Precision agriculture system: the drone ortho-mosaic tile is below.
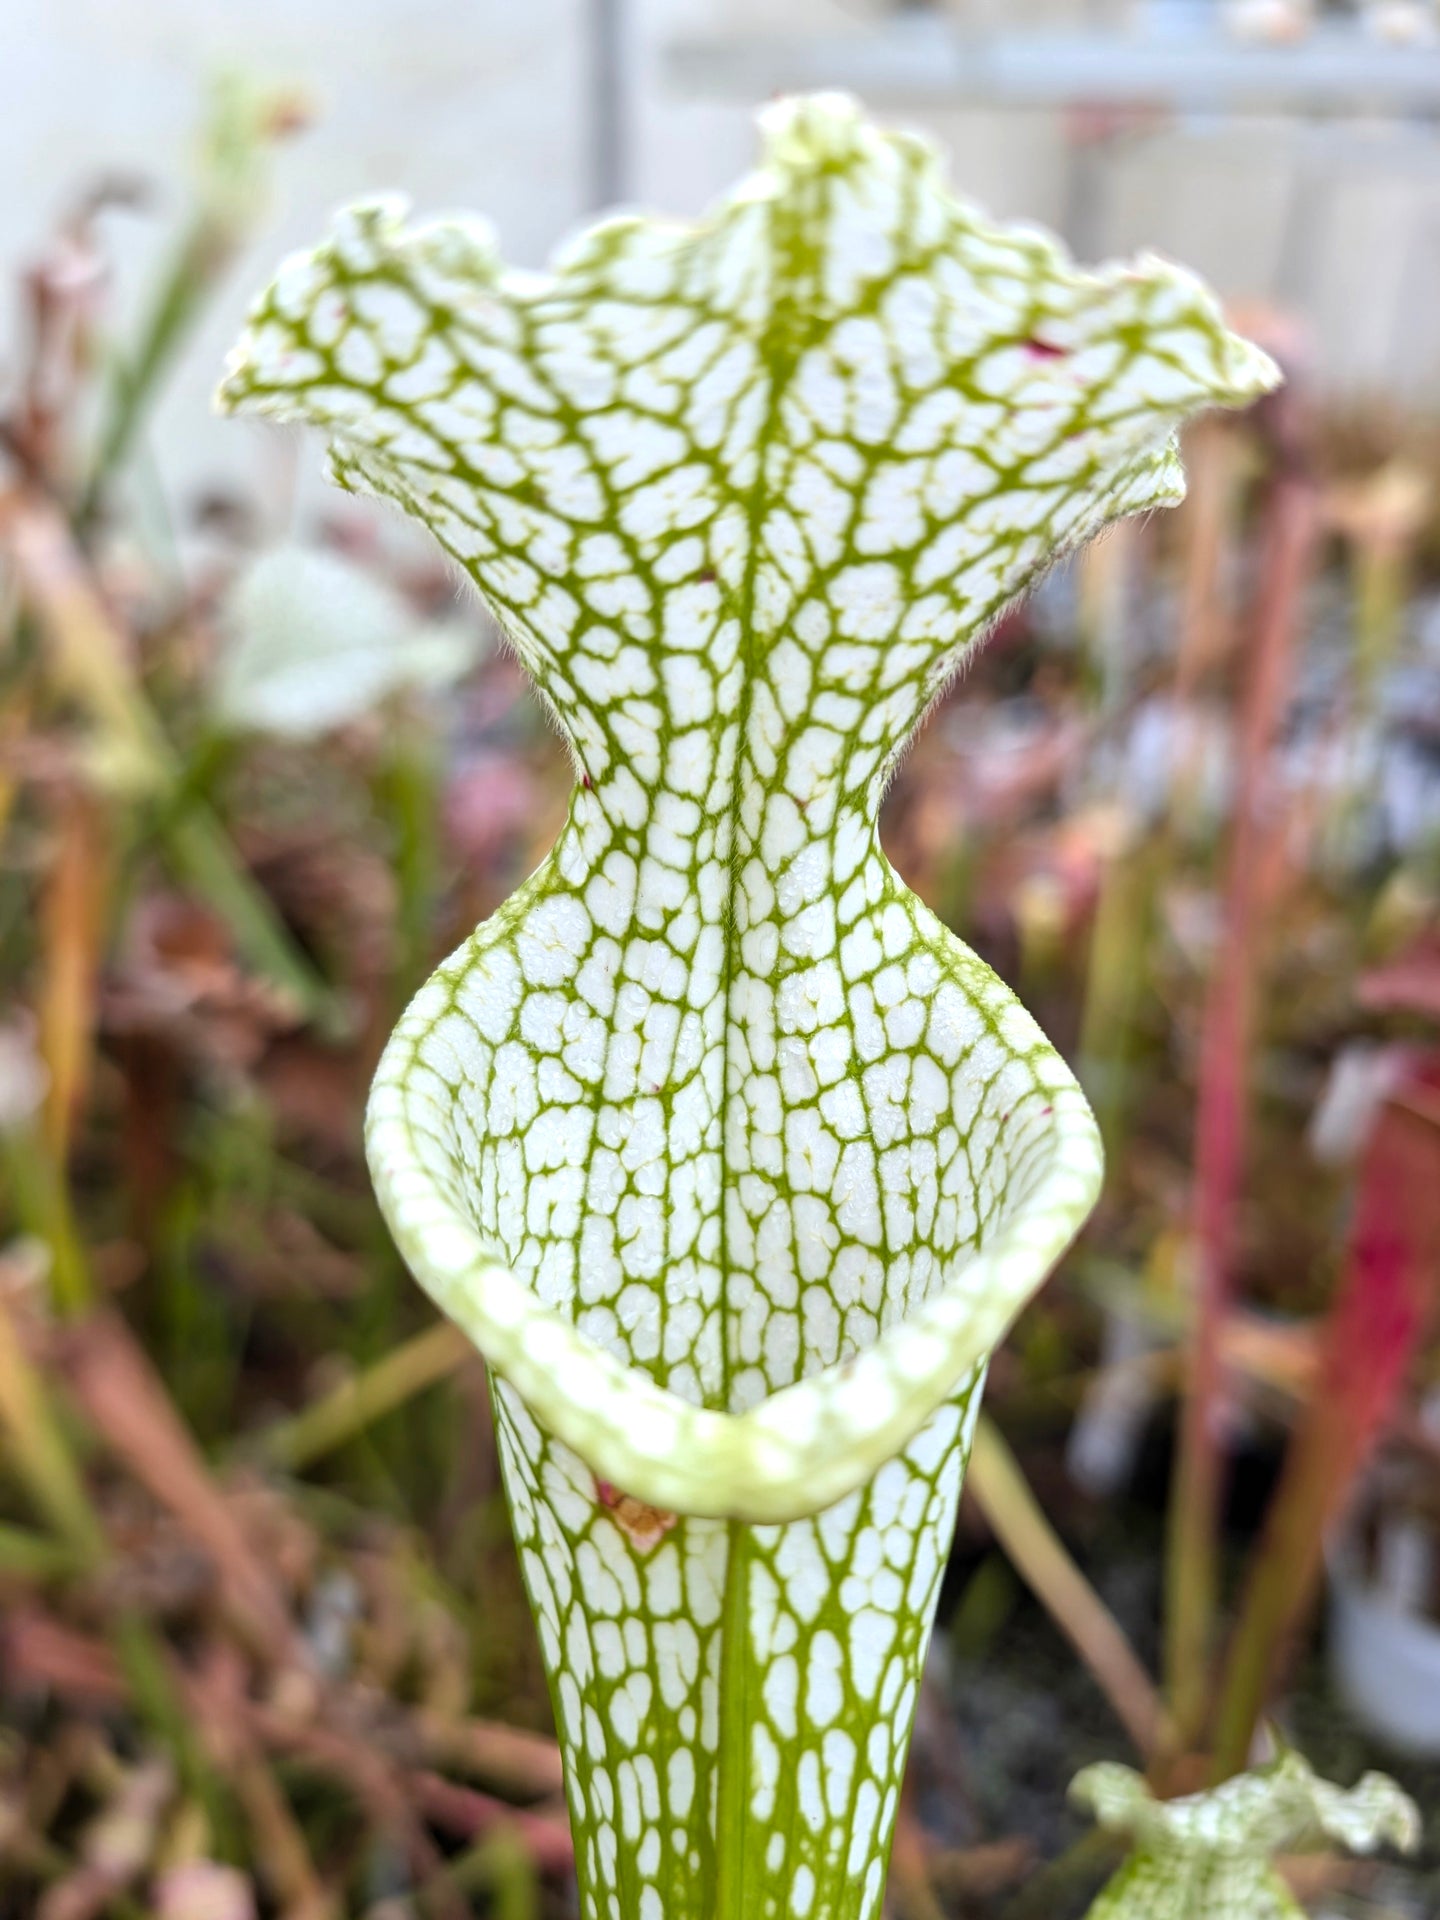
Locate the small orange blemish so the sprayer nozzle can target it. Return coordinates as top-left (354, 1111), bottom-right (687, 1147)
top-left (596, 1480), bottom-right (679, 1552)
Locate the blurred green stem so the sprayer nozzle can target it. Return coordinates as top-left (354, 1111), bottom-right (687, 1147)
top-left (78, 76), bottom-right (308, 528)
top-left (997, 1829), bottom-right (1120, 1920)
top-left (82, 225), bottom-right (229, 524)
top-left (434, 1828), bottom-right (539, 1920)
top-left (1, 1125), bottom-right (93, 1315)
top-left (970, 1415), bottom-right (1172, 1759)
top-left (163, 803), bottom-right (348, 1036)
top-left (0, 1520), bottom-right (83, 1578)
top-left (258, 1318), bottom-right (472, 1472)
top-left (0, 1290), bottom-right (105, 1558)
top-left (1077, 828), bottom-right (1154, 1154)
top-left (110, 1606), bottom-right (238, 1849)
top-left (378, 708), bottom-right (442, 1009)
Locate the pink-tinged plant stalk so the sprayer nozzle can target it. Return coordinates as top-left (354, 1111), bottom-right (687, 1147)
top-left (1167, 403), bottom-right (1322, 1745)
top-left (1211, 1055), bottom-right (1440, 1776)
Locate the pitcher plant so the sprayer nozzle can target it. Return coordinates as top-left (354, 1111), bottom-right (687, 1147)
top-left (220, 94), bottom-right (1279, 1920)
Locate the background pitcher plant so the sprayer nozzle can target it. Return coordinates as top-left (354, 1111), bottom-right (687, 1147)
top-left (219, 95), bottom-right (1279, 1920)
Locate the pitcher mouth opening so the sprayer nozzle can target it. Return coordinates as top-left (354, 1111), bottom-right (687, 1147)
top-left (365, 949), bottom-right (1103, 1527)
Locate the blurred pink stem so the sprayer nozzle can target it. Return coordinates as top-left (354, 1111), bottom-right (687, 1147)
top-left (1165, 462), bottom-right (1320, 1750)
top-left (1211, 1086), bottom-right (1440, 1778)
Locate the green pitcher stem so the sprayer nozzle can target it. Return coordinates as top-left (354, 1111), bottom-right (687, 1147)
top-left (496, 1371), bottom-right (982, 1920)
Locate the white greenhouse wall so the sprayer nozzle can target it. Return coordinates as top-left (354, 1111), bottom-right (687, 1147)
top-left (0, 0), bottom-right (1435, 515)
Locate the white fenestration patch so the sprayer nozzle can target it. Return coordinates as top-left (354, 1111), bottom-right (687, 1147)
top-left (222, 91), bottom-right (1278, 1920)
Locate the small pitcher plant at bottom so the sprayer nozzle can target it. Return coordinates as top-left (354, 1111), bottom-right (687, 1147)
top-left (221, 92), bottom-right (1286, 1920)
top-left (1072, 1750), bottom-right (1420, 1920)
